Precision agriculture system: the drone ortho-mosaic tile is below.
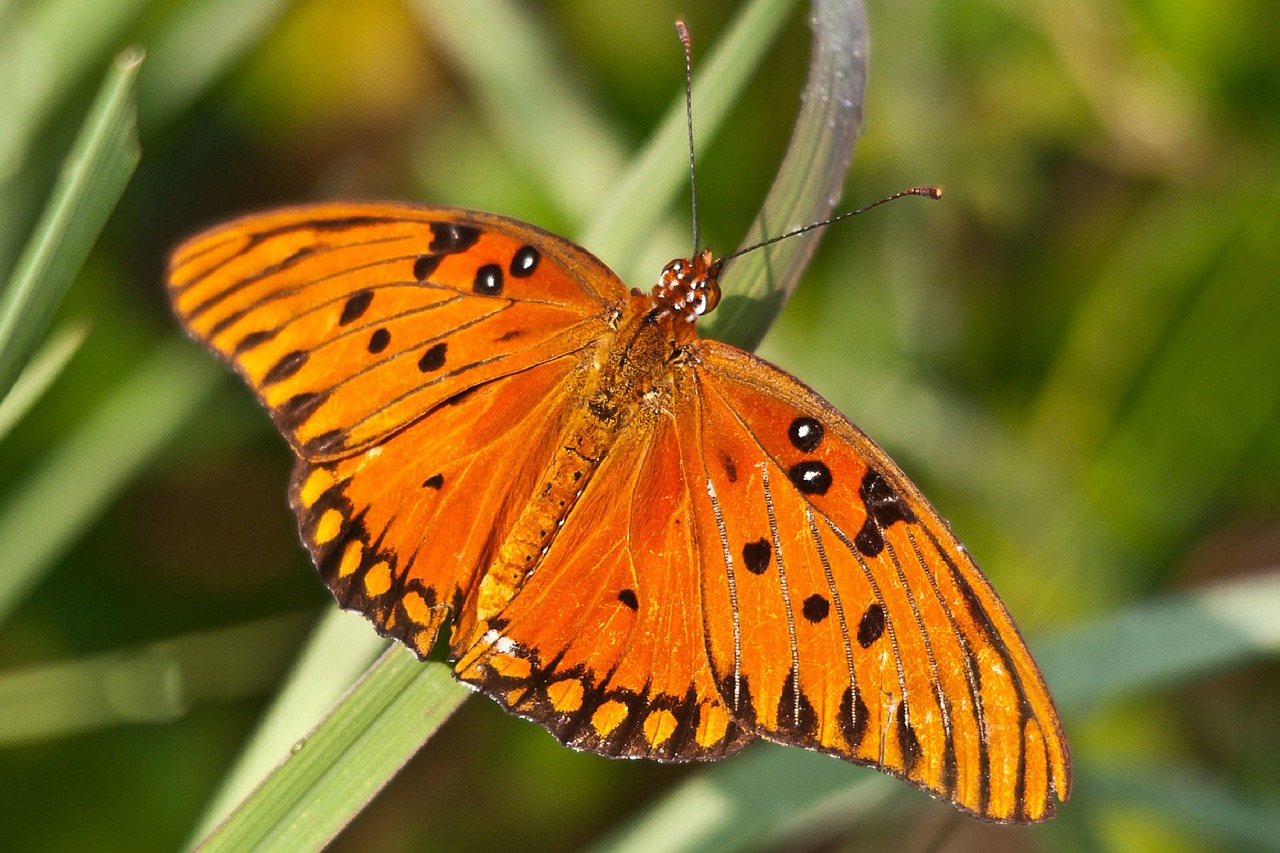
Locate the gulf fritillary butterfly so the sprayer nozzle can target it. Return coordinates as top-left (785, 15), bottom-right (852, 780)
top-left (167, 198), bottom-right (1069, 822)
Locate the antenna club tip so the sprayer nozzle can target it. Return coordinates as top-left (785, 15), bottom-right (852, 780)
top-left (912, 185), bottom-right (943, 200)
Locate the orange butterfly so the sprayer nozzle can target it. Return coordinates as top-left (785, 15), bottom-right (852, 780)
top-left (167, 201), bottom-right (1069, 822)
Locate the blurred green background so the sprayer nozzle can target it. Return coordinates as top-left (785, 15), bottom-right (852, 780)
top-left (1, 0), bottom-right (1278, 850)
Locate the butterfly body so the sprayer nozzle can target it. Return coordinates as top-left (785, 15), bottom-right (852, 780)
top-left (168, 202), bottom-right (1069, 822)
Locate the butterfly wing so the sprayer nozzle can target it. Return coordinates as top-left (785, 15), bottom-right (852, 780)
top-left (168, 203), bottom-right (623, 459)
top-left (452, 402), bottom-right (754, 761)
top-left (291, 353), bottom-right (591, 657)
top-left (679, 341), bottom-right (1070, 823)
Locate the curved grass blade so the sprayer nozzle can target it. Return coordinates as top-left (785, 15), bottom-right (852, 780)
top-left (0, 612), bottom-right (312, 746)
top-left (705, 0), bottom-right (868, 349)
top-left (196, 648), bottom-right (468, 853)
top-left (0, 49), bottom-right (142, 400)
top-left (0, 323), bottom-right (88, 443)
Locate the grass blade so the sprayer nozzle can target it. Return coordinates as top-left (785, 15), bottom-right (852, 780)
top-left (0, 612), bottom-right (312, 746)
top-left (0, 48), bottom-right (143, 400)
top-left (196, 648), bottom-right (469, 853)
top-left (0, 323), bottom-right (88, 443)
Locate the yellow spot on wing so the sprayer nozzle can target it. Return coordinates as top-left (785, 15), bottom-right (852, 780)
top-left (488, 653), bottom-right (532, 679)
top-left (547, 678), bottom-right (585, 713)
top-left (363, 560), bottom-right (392, 596)
top-left (591, 700), bottom-right (629, 737)
top-left (696, 703), bottom-right (730, 749)
top-left (315, 509), bottom-right (343, 544)
top-left (338, 539), bottom-right (363, 578)
top-left (298, 468), bottom-right (334, 507)
top-left (401, 590), bottom-right (433, 625)
top-left (643, 708), bottom-right (678, 747)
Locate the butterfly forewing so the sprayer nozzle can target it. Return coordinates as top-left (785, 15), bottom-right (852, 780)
top-left (682, 341), bottom-right (1070, 822)
top-left (168, 203), bottom-right (624, 459)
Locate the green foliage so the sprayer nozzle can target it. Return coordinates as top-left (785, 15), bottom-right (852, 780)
top-left (0, 0), bottom-right (1277, 851)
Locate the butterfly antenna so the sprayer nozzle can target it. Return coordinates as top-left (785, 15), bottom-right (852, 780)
top-left (723, 185), bottom-right (944, 262)
top-left (676, 20), bottom-right (700, 254)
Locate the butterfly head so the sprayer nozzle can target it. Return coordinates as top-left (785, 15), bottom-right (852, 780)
top-left (654, 247), bottom-right (722, 324)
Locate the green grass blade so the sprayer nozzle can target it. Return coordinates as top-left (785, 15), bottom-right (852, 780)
top-left (0, 323), bottom-right (88, 443)
top-left (183, 609), bottom-right (388, 847)
top-left (0, 612), bottom-right (312, 746)
top-left (196, 648), bottom-right (469, 853)
top-left (410, 0), bottom-right (629, 229)
top-left (0, 48), bottom-right (142, 400)
top-left (703, 0), bottom-right (868, 350)
top-left (0, 336), bottom-right (220, 626)
top-left (586, 745), bottom-right (896, 853)
top-left (1038, 569), bottom-right (1280, 711)
top-left (582, 0), bottom-right (802, 274)
top-left (0, 0), bottom-right (151, 179)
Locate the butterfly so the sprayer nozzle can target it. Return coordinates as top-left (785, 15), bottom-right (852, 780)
top-left (167, 201), bottom-right (1070, 823)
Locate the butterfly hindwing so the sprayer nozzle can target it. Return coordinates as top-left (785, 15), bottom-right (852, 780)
top-left (452, 405), bottom-right (753, 761)
top-left (168, 203), bottom-right (624, 459)
top-left (680, 341), bottom-right (1070, 822)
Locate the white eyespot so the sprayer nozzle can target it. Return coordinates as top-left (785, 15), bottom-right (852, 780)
top-left (494, 635), bottom-right (517, 655)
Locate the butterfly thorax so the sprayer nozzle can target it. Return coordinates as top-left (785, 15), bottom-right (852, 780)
top-left (468, 277), bottom-right (708, 632)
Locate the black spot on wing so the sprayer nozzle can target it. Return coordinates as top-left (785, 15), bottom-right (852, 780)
top-left (339, 290), bottom-right (373, 325)
top-left (840, 685), bottom-right (870, 751)
top-left (429, 222), bottom-right (481, 254)
top-left (854, 469), bottom-right (916, 556)
top-left (474, 264), bottom-right (503, 295)
top-left (788, 417), bottom-right (824, 452)
top-left (418, 342), bottom-right (447, 372)
top-left (276, 391), bottom-right (330, 432)
top-left (509, 245), bottom-right (540, 278)
top-left (742, 538), bottom-right (770, 574)
top-left (801, 594), bottom-right (830, 624)
top-left (617, 589), bottom-right (639, 610)
top-left (776, 669), bottom-right (817, 738)
top-left (896, 701), bottom-right (921, 775)
top-left (857, 602), bottom-right (886, 649)
top-left (422, 473), bottom-right (444, 489)
top-left (413, 254), bottom-right (442, 280)
top-left (368, 328), bottom-right (391, 354)
top-left (263, 350), bottom-right (308, 385)
top-left (234, 329), bottom-right (277, 354)
top-left (302, 429), bottom-right (347, 457)
top-left (788, 461), bottom-right (832, 496)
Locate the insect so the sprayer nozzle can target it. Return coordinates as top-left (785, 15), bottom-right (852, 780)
top-left (166, 25), bottom-right (1068, 826)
